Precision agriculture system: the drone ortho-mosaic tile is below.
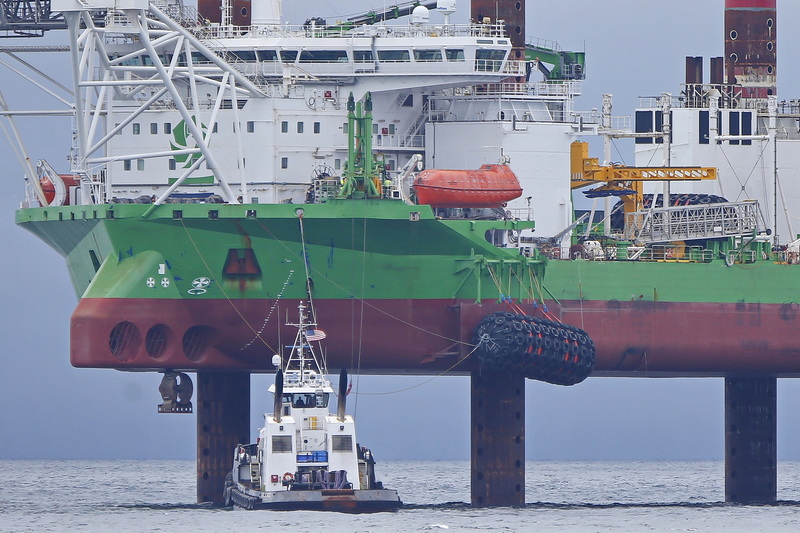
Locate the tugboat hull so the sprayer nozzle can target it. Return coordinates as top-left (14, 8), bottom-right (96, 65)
top-left (227, 481), bottom-right (402, 512)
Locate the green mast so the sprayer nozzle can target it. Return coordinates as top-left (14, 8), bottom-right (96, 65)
top-left (338, 92), bottom-right (383, 199)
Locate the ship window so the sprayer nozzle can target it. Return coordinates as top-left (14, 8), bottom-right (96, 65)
top-left (247, 121), bottom-right (255, 133)
top-left (137, 159), bottom-right (145, 171)
top-left (169, 158), bottom-right (176, 170)
top-left (414, 49), bottom-right (442, 62)
top-left (258, 50), bottom-right (278, 61)
top-left (272, 435), bottom-right (292, 453)
top-left (191, 51), bottom-right (213, 64)
top-left (313, 122), bottom-right (320, 134)
top-left (389, 124), bottom-right (395, 134)
top-left (299, 50), bottom-right (348, 62)
top-left (445, 49), bottom-right (465, 61)
top-left (212, 122), bottom-right (218, 133)
top-left (164, 122), bottom-right (172, 134)
top-left (354, 50), bottom-right (373, 63)
top-left (229, 50), bottom-right (257, 62)
top-left (150, 123), bottom-right (158, 134)
top-left (132, 123), bottom-right (141, 135)
top-left (280, 50), bottom-right (298, 62)
top-left (332, 435), bottom-right (353, 452)
top-left (297, 122), bottom-right (304, 133)
top-left (342, 123), bottom-right (348, 134)
top-left (281, 121), bottom-right (288, 133)
top-left (401, 94), bottom-right (413, 107)
top-left (281, 157), bottom-right (288, 169)
top-left (373, 123), bottom-right (379, 134)
top-left (335, 158), bottom-right (341, 169)
top-left (123, 160), bottom-right (131, 171)
top-left (475, 49), bottom-right (506, 71)
top-left (377, 49), bottom-right (411, 62)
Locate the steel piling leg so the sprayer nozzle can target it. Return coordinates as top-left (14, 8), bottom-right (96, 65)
top-left (724, 376), bottom-right (777, 503)
top-left (196, 371), bottom-right (250, 504)
top-left (471, 369), bottom-right (525, 506)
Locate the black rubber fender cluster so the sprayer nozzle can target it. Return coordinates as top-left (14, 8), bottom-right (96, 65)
top-left (473, 312), bottom-right (595, 386)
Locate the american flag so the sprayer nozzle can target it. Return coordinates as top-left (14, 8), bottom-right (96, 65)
top-left (306, 329), bottom-right (327, 341)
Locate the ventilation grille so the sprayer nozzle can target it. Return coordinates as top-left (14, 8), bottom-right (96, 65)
top-left (272, 435), bottom-right (292, 453)
top-left (332, 435), bottom-right (353, 452)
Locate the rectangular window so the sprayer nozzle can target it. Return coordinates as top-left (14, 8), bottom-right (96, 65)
top-left (335, 158), bottom-right (341, 170)
top-left (280, 50), bottom-right (298, 62)
top-left (389, 124), bottom-right (396, 134)
top-left (414, 49), bottom-right (442, 62)
top-left (475, 49), bottom-right (506, 72)
top-left (163, 123), bottom-right (172, 135)
top-left (299, 50), bottom-right (349, 63)
top-left (132, 123), bottom-right (141, 135)
top-left (741, 111), bottom-right (752, 146)
top-left (372, 123), bottom-right (379, 134)
top-left (137, 159), bottom-right (145, 171)
top-left (258, 50), bottom-right (278, 61)
top-left (445, 49), bottom-right (465, 61)
top-left (115, 123), bottom-right (122, 135)
top-left (377, 50), bottom-right (411, 62)
top-left (247, 121), bottom-right (255, 133)
top-left (123, 160), bottom-right (131, 171)
top-left (729, 111), bottom-right (741, 146)
top-left (150, 123), bottom-right (158, 134)
top-left (281, 157), bottom-right (288, 169)
top-left (342, 123), bottom-right (348, 134)
top-left (229, 50), bottom-right (257, 62)
top-left (212, 122), bottom-right (219, 133)
top-left (169, 158), bottom-right (176, 170)
top-left (297, 122), bottom-right (304, 134)
top-left (313, 122), bottom-right (320, 134)
top-left (354, 50), bottom-right (373, 63)
top-left (281, 121), bottom-right (288, 133)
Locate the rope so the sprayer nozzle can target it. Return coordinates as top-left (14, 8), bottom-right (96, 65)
top-left (240, 269), bottom-right (294, 350)
top-left (179, 219), bottom-right (277, 353)
top-left (350, 342), bottom-right (482, 396)
top-left (253, 217), bottom-right (476, 346)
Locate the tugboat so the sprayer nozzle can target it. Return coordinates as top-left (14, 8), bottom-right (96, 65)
top-left (223, 303), bottom-right (401, 512)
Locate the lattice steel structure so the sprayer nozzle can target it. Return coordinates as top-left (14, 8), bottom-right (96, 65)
top-left (626, 200), bottom-right (765, 243)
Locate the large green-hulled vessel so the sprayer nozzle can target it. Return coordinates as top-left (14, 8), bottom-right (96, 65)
top-left (11, 0), bottom-right (800, 378)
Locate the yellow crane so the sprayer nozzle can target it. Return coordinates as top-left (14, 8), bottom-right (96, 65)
top-left (569, 141), bottom-right (717, 216)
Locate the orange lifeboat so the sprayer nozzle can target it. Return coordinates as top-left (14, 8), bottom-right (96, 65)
top-left (40, 173), bottom-right (79, 206)
top-left (413, 164), bottom-right (522, 208)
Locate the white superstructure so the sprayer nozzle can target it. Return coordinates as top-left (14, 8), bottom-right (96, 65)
top-left (29, 0), bottom-right (597, 238)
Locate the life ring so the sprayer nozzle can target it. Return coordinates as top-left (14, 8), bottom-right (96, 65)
top-left (282, 472), bottom-right (294, 483)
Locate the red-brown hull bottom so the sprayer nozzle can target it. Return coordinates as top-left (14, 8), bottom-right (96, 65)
top-left (71, 297), bottom-right (800, 376)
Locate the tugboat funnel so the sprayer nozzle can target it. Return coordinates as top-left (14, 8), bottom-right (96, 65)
top-left (337, 368), bottom-right (348, 422)
top-left (273, 369), bottom-right (284, 423)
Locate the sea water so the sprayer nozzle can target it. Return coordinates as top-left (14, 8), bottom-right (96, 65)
top-left (1, 460), bottom-right (800, 532)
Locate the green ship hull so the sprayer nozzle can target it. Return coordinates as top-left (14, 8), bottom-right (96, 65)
top-left (16, 198), bottom-right (800, 377)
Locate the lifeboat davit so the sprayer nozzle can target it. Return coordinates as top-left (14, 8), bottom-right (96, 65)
top-left (413, 164), bottom-right (522, 208)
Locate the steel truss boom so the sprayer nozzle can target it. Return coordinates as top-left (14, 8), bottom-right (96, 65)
top-left (59, 1), bottom-right (265, 205)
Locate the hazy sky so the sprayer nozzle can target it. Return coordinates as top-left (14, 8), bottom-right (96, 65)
top-left (2, 0), bottom-right (800, 467)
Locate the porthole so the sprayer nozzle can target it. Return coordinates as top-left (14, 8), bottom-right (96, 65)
top-left (767, 42), bottom-right (774, 52)
top-left (145, 324), bottom-right (171, 359)
top-left (730, 53), bottom-right (739, 63)
top-left (109, 321), bottom-right (141, 362)
top-left (730, 29), bottom-right (738, 40)
top-left (182, 325), bottom-right (217, 361)
top-left (767, 18), bottom-right (774, 28)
